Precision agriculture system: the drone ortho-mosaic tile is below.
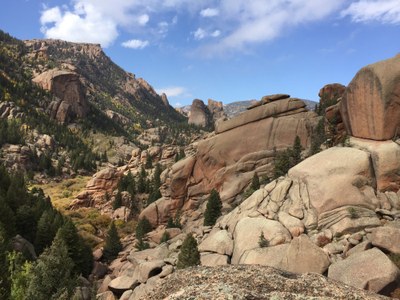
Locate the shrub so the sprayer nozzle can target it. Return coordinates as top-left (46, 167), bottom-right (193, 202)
top-left (160, 231), bottom-right (170, 243)
top-left (177, 233), bottom-right (200, 269)
top-left (203, 189), bottom-right (222, 226)
top-left (258, 232), bottom-right (269, 248)
top-left (347, 207), bottom-right (358, 219)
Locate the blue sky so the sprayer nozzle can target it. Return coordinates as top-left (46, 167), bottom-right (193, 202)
top-left (1, 0), bottom-right (399, 107)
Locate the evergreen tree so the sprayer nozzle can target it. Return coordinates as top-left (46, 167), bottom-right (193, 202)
top-left (292, 135), bottom-right (302, 166)
top-left (153, 163), bottom-right (162, 189)
top-left (176, 233), bottom-right (200, 269)
top-left (135, 217), bottom-right (152, 241)
top-left (103, 222), bottom-right (122, 262)
top-left (113, 190), bottom-right (122, 210)
top-left (35, 210), bottom-right (57, 254)
top-left (26, 233), bottom-right (76, 300)
top-left (0, 224), bottom-right (10, 299)
top-left (203, 189), bottom-right (222, 226)
top-left (15, 205), bottom-right (36, 243)
top-left (251, 173), bottom-right (260, 191)
top-left (273, 150), bottom-right (290, 179)
top-left (0, 195), bottom-right (16, 239)
top-left (57, 221), bottom-right (93, 277)
top-left (145, 155), bottom-right (153, 169)
top-left (137, 167), bottom-right (147, 193)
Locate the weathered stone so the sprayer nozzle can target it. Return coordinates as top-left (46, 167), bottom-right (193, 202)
top-left (231, 217), bottom-right (291, 264)
top-left (200, 253), bottom-right (230, 266)
top-left (282, 235), bottom-right (330, 274)
top-left (278, 211), bottom-right (304, 237)
top-left (289, 147), bottom-right (378, 217)
top-left (340, 54), bottom-right (400, 140)
top-left (346, 241), bottom-right (372, 257)
top-left (328, 248), bottom-right (400, 293)
top-left (96, 291), bottom-right (116, 300)
top-left (350, 138), bottom-right (400, 192)
top-left (198, 230), bottom-right (233, 256)
top-left (135, 260), bottom-right (165, 283)
top-left (370, 226), bottom-right (400, 254)
top-left (108, 276), bottom-right (139, 294)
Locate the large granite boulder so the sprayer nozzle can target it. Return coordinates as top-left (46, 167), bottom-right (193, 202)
top-left (328, 248), bottom-right (400, 294)
top-left (33, 69), bottom-right (89, 123)
top-left (340, 54), bottom-right (400, 140)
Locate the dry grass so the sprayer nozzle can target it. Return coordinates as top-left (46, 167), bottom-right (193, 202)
top-left (32, 175), bottom-right (90, 211)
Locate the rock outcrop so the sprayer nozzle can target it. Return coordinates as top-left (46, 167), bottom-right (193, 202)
top-left (141, 98), bottom-right (319, 226)
top-left (188, 99), bottom-right (212, 128)
top-left (146, 265), bottom-right (387, 300)
top-left (340, 54), bottom-right (400, 140)
top-left (319, 83), bottom-right (346, 102)
top-left (193, 137), bottom-right (400, 295)
top-left (207, 99), bottom-right (226, 123)
top-left (33, 69), bottom-right (89, 123)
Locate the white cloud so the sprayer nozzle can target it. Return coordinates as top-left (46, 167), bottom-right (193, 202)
top-left (193, 27), bottom-right (221, 40)
top-left (193, 28), bottom-right (206, 40)
top-left (205, 0), bottom-right (347, 54)
top-left (341, 0), bottom-right (400, 24)
top-left (211, 30), bottom-right (221, 37)
top-left (200, 7), bottom-right (219, 17)
top-left (137, 14), bottom-right (150, 26)
top-left (40, 2), bottom-right (118, 47)
top-left (122, 39), bottom-right (149, 49)
top-left (156, 86), bottom-right (187, 98)
top-left (40, 7), bottom-right (62, 24)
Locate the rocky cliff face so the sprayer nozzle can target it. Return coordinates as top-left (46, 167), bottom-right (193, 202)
top-left (24, 39), bottom-right (185, 127)
top-left (140, 97), bottom-right (319, 226)
top-left (33, 69), bottom-right (89, 123)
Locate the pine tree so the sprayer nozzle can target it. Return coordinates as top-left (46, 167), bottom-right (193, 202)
top-left (177, 233), bottom-right (200, 269)
top-left (0, 224), bottom-right (10, 299)
top-left (113, 190), bottom-right (122, 210)
top-left (57, 221), bottom-right (93, 277)
top-left (103, 222), bottom-right (122, 262)
top-left (292, 135), bottom-right (302, 166)
top-left (145, 155), bottom-right (153, 169)
top-left (0, 194), bottom-right (16, 239)
top-left (203, 189), bottom-right (222, 226)
top-left (26, 233), bottom-right (76, 300)
top-left (35, 210), bottom-right (57, 254)
top-left (15, 205), bottom-right (36, 243)
top-left (251, 173), bottom-right (260, 191)
top-left (135, 217), bottom-right (152, 241)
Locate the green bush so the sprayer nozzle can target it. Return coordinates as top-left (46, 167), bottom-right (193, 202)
top-left (203, 189), bottom-right (222, 226)
top-left (177, 234), bottom-right (200, 269)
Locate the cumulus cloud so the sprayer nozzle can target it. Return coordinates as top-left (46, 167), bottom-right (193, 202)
top-left (193, 28), bottom-right (206, 40)
top-left (156, 86), bottom-right (188, 98)
top-left (121, 39), bottom-right (149, 49)
top-left (137, 14), bottom-right (150, 26)
top-left (200, 7), bottom-right (219, 17)
top-left (341, 0), bottom-right (400, 24)
top-left (193, 28), bottom-right (221, 40)
top-left (40, 2), bottom-right (118, 47)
